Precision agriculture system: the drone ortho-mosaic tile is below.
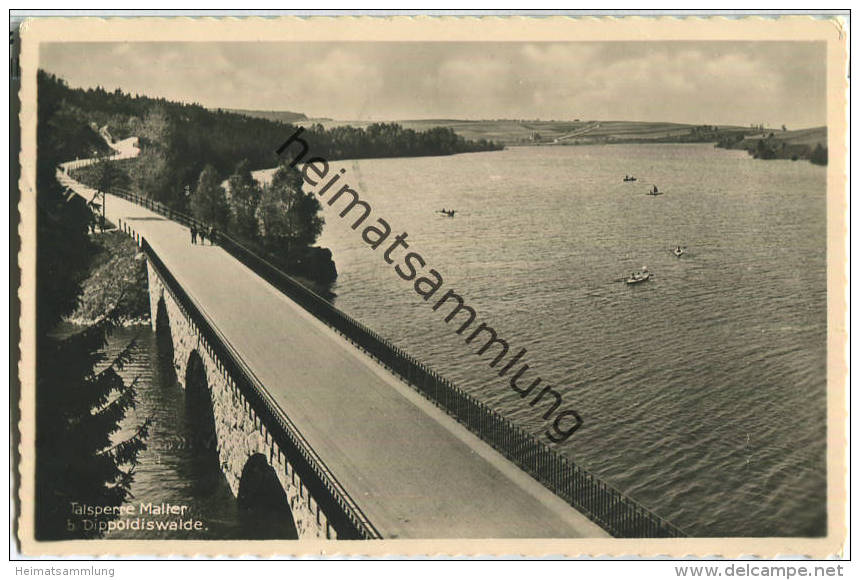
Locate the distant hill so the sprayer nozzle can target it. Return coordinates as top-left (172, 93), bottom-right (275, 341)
top-left (224, 108), bottom-right (308, 123)
top-left (305, 117), bottom-right (828, 164)
top-left (305, 118), bottom-right (756, 145)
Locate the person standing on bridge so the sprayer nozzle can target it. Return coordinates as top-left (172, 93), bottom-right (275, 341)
top-left (190, 224), bottom-right (197, 245)
top-left (208, 225), bottom-right (217, 246)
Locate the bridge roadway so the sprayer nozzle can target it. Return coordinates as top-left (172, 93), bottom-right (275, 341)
top-left (61, 178), bottom-right (608, 539)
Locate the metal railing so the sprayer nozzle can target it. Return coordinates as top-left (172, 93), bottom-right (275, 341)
top-left (75, 172), bottom-right (686, 538)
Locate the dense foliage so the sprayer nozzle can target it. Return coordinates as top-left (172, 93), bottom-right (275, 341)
top-left (190, 165), bottom-right (230, 229)
top-left (217, 159), bottom-right (334, 284)
top-left (809, 144), bottom-right (828, 166)
top-left (255, 162), bottom-right (325, 254)
top-left (67, 233), bottom-right (151, 324)
top-left (226, 160), bottom-right (262, 241)
top-left (298, 122), bottom-right (501, 160)
top-left (36, 69), bottom-right (150, 540)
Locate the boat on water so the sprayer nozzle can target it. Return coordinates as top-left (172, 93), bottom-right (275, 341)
top-left (673, 246), bottom-right (687, 257)
top-left (646, 185), bottom-right (663, 196)
top-left (626, 268), bottom-right (650, 285)
top-left (438, 209), bottom-right (457, 217)
top-left (623, 175), bottom-right (637, 182)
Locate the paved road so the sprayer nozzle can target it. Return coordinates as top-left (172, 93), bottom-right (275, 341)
top-left (58, 170), bottom-right (608, 539)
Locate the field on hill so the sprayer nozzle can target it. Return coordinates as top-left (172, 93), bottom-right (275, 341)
top-left (725, 126), bottom-right (827, 164)
top-left (740, 126), bottom-right (827, 148)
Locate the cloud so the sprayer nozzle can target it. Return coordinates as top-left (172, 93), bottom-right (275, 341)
top-left (297, 48), bottom-right (384, 117)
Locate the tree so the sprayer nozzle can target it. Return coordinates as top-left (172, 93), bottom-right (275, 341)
top-left (227, 159), bottom-right (263, 241)
top-left (810, 144), bottom-right (828, 166)
top-left (89, 157), bottom-right (130, 231)
top-left (93, 156), bottom-right (129, 195)
top-left (190, 164), bottom-right (230, 229)
top-left (256, 162), bottom-right (324, 255)
top-left (129, 106), bottom-right (176, 205)
top-left (36, 315), bottom-right (152, 539)
top-left (755, 139), bottom-right (775, 159)
top-left (36, 71), bottom-right (150, 539)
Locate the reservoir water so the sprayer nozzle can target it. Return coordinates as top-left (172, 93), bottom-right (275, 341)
top-left (111, 143), bottom-right (826, 538)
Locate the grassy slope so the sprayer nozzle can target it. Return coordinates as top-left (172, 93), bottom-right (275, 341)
top-left (730, 126), bottom-right (828, 163)
top-left (740, 126), bottom-right (827, 148)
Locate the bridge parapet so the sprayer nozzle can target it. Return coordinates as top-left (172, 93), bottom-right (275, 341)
top-left (139, 232), bottom-right (380, 540)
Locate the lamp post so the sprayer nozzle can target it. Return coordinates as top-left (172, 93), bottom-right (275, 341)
top-left (97, 156), bottom-right (109, 232)
top-left (183, 185), bottom-right (191, 222)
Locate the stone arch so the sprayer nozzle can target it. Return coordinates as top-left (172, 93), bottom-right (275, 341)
top-left (154, 296), bottom-right (176, 382)
top-left (237, 453), bottom-right (299, 539)
top-left (184, 351), bottom-right (220, 477)
top-left (154, 294), bottom-right (169, 331)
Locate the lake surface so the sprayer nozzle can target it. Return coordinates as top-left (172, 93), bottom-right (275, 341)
top-left (258, 143), bottom-right (827, 537)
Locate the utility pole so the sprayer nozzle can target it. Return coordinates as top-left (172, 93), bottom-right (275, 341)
top-left (100, 156), bottom-right (107, 232)
top-left (94, 155), bottom-right (112, 232)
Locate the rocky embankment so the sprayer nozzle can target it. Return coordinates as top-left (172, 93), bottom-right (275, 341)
top-left (66, 231), bottom-right (151, 326)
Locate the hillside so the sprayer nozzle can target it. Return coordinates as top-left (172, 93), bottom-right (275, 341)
top-left (720, 126), bottom-right (827, 165)
top-left (302, 118), bottom-right (755, 146)
top-left (739, 126), bottom-right (827, 148)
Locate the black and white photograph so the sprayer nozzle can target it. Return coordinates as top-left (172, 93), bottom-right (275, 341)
top-left (14, 14), bottom-right (848, 559)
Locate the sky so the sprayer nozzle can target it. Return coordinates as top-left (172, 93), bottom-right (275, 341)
top-left (40, 41), bottom-right (827, 128)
